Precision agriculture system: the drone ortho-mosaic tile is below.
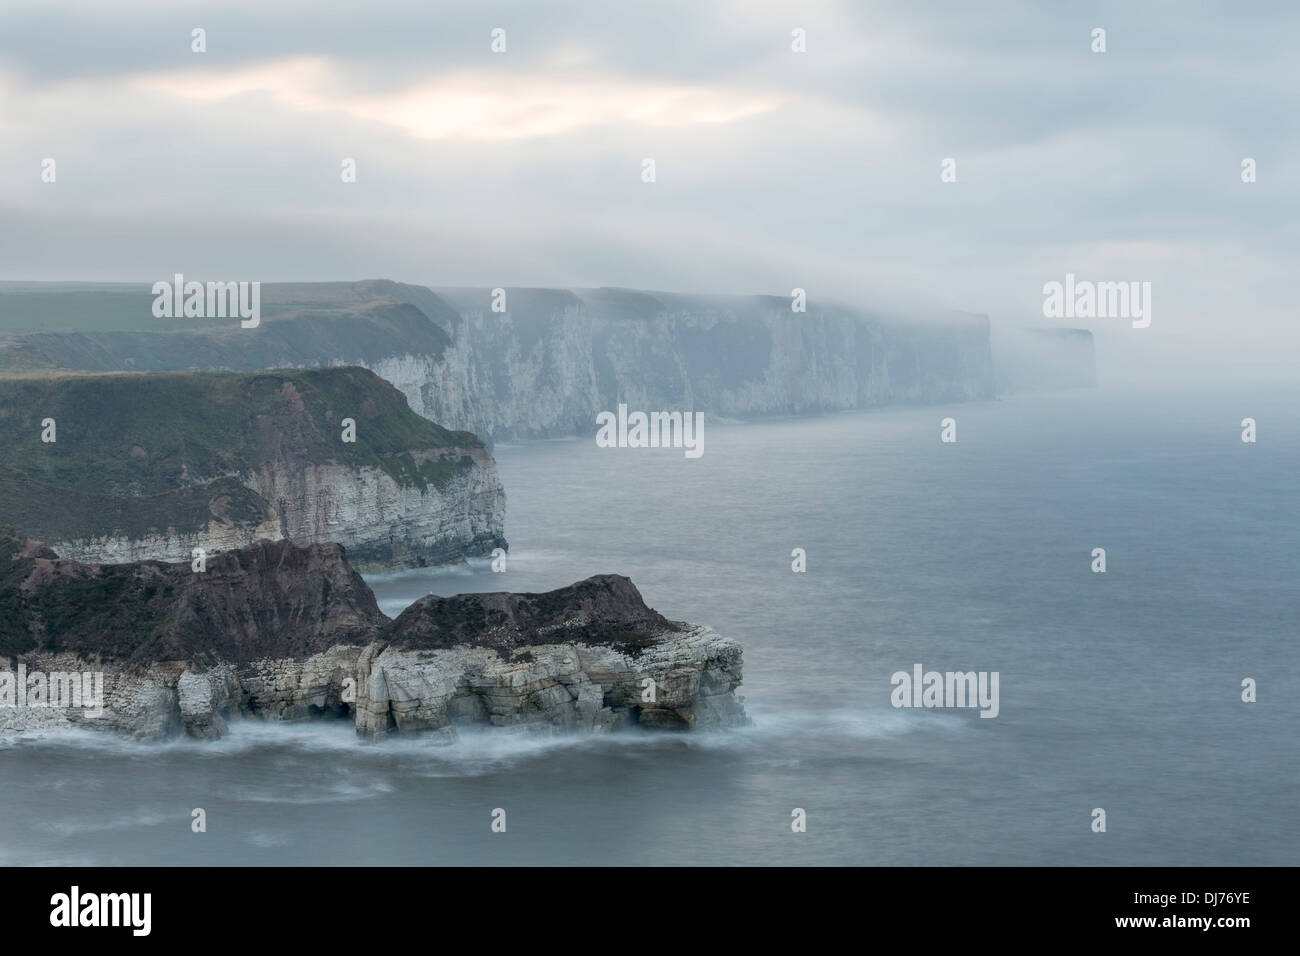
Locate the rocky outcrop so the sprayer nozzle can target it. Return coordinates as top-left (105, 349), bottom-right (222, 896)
top-left (0, 532), bottom-right (383, 663)
top-left (0, 531), bottom-right (745, 741)
top-left (354, 575), bottom-right (746, 738)
top-left (0, 366), bottom-right (506, 570)
top-left (0, 530), bottom-right (383, 738)
top-left (2, 280), bottom-right (997, 442)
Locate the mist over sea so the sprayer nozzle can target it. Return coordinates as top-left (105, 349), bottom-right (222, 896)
top-left (2, 387), bottom-right (1295, 866)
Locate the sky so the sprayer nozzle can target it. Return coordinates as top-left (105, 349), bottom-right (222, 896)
top-left (0, 0), bottom-right (1296, 381)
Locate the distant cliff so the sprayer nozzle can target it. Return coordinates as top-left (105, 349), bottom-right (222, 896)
top-left (1, 280), bottom-right (997, 441)
top-left (0, 367), bottom-right (505, 569)
top-left (993, 327), bottom-right (1097, 392)
top-left (0, 531), bottom-right (745, 740)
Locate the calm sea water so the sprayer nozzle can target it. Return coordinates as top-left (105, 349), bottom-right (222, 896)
top-left (2, 386), bottom-right (1296, 865)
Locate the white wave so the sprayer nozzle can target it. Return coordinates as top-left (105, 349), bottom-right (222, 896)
top-left (245, 830), bottom-right (291, 848)
top-left (741, 704), bottom-right (970, 743)
top-left (230, 778), bottom-right (395, 805)
top-left (39, 808), bottom-right (170, 836)
top-left (0, 704), bottom-right (964, 777)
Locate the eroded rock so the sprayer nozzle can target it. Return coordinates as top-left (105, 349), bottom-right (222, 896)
top-left (0, 532), bottom-right (745, 741)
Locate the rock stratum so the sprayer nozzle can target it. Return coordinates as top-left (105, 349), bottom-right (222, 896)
top-left (0, 530), bottom-right (745, 740)
top-left (0, 366), bottom-right (505, 570)
top-left (0, 280), bottom-right (997, 441)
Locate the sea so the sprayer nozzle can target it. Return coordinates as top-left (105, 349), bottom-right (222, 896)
top-left (2, 386), bottom-right (1296, 865)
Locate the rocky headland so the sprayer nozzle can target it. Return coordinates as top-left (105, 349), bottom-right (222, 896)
top-left (0, 366), bottom-right (506, 570)
top-left (0, 529), bottom-right (745, 741)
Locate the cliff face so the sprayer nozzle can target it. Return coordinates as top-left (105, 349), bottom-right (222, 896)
top-left (0, 367), bottom-right (506, 570)
top-left (0, 532), bottom-right (383, 666)
top-left (1, 280), bottom-right (996, 442)
top-left (378, 286), bottom-right (995, 441)
top-left (354, 625), bottom-right (744, 739)
top-left (0, 531), bottom-right (384, 739)
top-left (353, 574), bottom-right (745, 737)
top-left (0, 532), bottom-right (745, 740)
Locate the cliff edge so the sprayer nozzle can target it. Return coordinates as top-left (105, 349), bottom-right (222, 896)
top-left (1, 280), bottom-right (997, 441)
top-left (0, 366), bottom-right (506, 570)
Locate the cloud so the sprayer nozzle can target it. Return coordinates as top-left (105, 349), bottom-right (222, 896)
top-left (0, 0), bottom-right (1296, 381)
top-left (129, 56), bottom-right (788, 141)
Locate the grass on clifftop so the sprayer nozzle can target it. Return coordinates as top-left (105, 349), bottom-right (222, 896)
top-left (0, 367), bottom-right (482, 540)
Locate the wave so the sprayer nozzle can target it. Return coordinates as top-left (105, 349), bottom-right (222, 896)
top-left (0, 705), bottom-right (966, 774)
top-left (230, 778), bottom-right (396, 805)
top-left (741, 704), bottom-right (970, 743)
top-left (38, 808), bottom-right (170, 837)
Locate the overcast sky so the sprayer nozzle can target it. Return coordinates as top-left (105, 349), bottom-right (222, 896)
top-left (0, 0), bottom-right (1295, 381)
